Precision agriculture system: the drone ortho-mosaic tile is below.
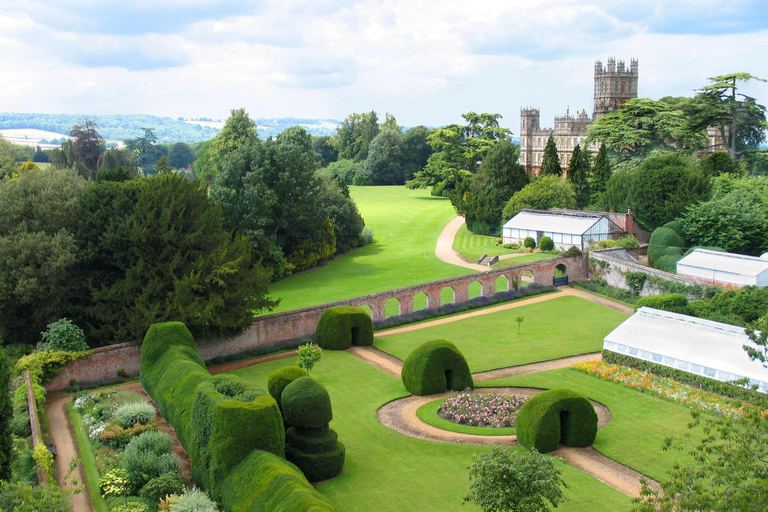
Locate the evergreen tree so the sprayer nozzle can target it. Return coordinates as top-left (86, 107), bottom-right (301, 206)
top-left (567, 144), bottom-right (590, 208)
top-left (590, 143), bottom-right (611, 199)
top-left (540, 134), bottom-right (562, 176)
top-left (0, 349), bottom-right (12, 482)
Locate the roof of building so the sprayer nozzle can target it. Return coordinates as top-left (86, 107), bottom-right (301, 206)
top-left (677, 249), bottom-right (768, 277)
top-left (502, 209), bottom-right (620, 236)
top-left (604, 307), bottom-right (768, 386)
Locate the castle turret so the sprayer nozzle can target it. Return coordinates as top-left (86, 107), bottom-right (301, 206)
top-left (593, 57), bottom-right (638, 119)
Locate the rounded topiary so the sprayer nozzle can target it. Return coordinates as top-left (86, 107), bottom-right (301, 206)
top-left (281, 377), bottom-right (333, 428)
top-left (524, 237), bottom-right (536, 249)
top-left (647, 227), bottom-right (685, 267)
top-left (285, 440), bottom-right (345, 483)
top-left (401, 339), bottom-right (473, 396)
top-left (315, 306), bottom-right (374, 350)
top-left (268, 366), bottom-right (310, 404)
top-left (516, 388), bottom-right (598, 453)
top-left (539, 236), bottom-right (554, 251)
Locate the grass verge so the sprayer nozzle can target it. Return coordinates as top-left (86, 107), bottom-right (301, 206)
top-left (415, 398), bottom-right (517, 436)
top-left (67, 402), bottom-right (109, 512)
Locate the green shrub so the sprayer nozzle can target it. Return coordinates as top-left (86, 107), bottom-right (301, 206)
top-left (140, 472), bottom-right (184, 512)
top-left (616, 235), bottom-right (639, 249)
top-left (285, 441), bottom-right (345, 483)
top-left (281, 377), bottom-right (332, 428)
top-left (524, 237), bottom-right (536, 249)
top-left (171, 488), bottom-right (217, 512)
top-left (561, 246), bottom-right (582, 258)
top-left (95, 447), bottom-right (122, 475)
top-left (9, 413), bottom-right (31, 438)
top-left (315, 306), bottom-right (374, 350)
top-left (663, 219), bottom-right (686, 239)
top-left (401, 339), bottom-right (473, 396)
top-left (285, 426), bottom-right (337, 453)
top-left (111, 503), bottom-right (148, 512)
top-left (37, 318), bottom-right (88, 352)
top-left (122, 431), bottom-right (176, 492)
top-left (14, 350), bottom-right (89, 382)
top-left (97, 421), bottom-right (158, 450)
top-left (635, 293), bottom-right (691, 315)
top-left (516, 389), bottom-right (598, 453)
top-left (268, 366), bottom-right (309, 405)
top-left (539, 236), bottom-right (554, 251)
top-left (0, 481), bottom-right (73, 512)
top-left (219, 450), bottom-right (338, 512)
top-left (648, 227), bottom-right (686, 268)
top-left (115, 401), bottom-right (156, 427)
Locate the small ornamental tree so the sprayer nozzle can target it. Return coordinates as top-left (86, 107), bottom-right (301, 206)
top-left (297, 343), bottom-right (322, 373)
top-left (464, 446), bottom-right (568, 512)
top-left (38, 318), bottom-right (88, 352)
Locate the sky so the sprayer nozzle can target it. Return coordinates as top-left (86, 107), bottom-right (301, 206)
top-left (1, 0), bottom-right (767, 133)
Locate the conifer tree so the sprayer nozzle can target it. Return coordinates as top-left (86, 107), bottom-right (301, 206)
top-left (590, 143), bottom-right (611, 196)
top-left (567, 144), bottom-right (590, 208)
top-left (540, 134), bottom-right (562, 176)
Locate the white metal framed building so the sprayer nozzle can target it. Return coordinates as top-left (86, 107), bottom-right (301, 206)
top-left (676, 249), bottom-right (768, 287)
top-left (603, 307), bottom-right (768, 393)
top-left (501, 209), bottom-right (625, 250)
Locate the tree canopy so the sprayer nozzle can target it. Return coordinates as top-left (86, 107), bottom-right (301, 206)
top-left (539, 134), bottom-right (562, 176)
top-left (566, 144), bottom-right (590, 207)
top-left (502, 176), bottom-right (576, 221)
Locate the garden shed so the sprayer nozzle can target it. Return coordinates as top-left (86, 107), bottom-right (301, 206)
top-left (501, 209), bottom-right (625, 250)
top-left (676, 248), bottom-right (768, 287)
top-left (603, 307), bottom-right (768, 393)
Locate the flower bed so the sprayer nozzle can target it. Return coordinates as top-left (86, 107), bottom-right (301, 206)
top-left (573, 360), bottom-right (761, 417)
top-left (439, 392), bottom-right (528, 428)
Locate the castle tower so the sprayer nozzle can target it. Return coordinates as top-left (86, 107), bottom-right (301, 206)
top-left (593, 58), bottom-right (638, 119)
top-left (519, 108), bottom-right (541, 172)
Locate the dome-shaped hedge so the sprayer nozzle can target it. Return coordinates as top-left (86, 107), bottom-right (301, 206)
top-left (281, 377), bottom-right (333, 428)
top-left (268, 366), bottom-right (310, 404)
top-left (315, 306), bottom-right (374, 350)
top-left (516, 388), bottom-right (598, 453)
top-left (401, 340), bottom-right (473, 396)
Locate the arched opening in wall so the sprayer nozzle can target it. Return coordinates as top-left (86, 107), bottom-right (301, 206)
top-left (495, 275), bottom-right (509, 293)
top-left (440, 287), bottom-right (454, 307)
top-left (468, 281), bottom-right (482, 300)
top-left (555, 264), bottom-right (567, 278)
top-left (385, 298), bottom-right (401, 318)
top-left (358, 304), bottom-right (372, 317)
top-left (412, 292), bottom-right (428, 312)
top-left (522, 270), bottom-right (533, 285)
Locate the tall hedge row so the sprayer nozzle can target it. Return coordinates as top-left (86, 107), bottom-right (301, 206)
top-left (315, 306), bottom-right (374, 350)
top-left (516, 388), bottom-right (598, 453)
top-left (401, 339), bottom-right (473, 396)
top-left (141, 322), bottom-right (338, 511)
top-left (635, 294), bottom-right (691, 315)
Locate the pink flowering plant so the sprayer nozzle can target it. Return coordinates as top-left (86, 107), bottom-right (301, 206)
top-left (574, 360), bottom-right (761, 417)
top-left (439, 392), bottom-right (528, 428)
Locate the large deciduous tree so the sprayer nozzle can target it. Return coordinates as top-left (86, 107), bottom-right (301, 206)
top-left (124, 127), bottom-right (160, 174)
top-left (686, 73), bottom-right (767, 160)
top-left (167, 142), bottom-right (195, 169)
top-left (364, 129), bottom-right (404, 185)
top-left (464, 446), bottom-right (568, 512)
top-left (502, 176), bottom-right (576, 221)
top-left (97, 148), bottom-right (139, 176)
top-left (69, 119), bottom-right (104, 180)
top-left (539, 134), bottom-right (562, 176)
top-left (331, 111), bottom-right (380, 162)
top-left (627, 153), bottom-right (710, 230)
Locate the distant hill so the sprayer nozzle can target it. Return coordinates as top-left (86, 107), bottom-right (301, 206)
top-left (0, 113), bottom-right (342, 144)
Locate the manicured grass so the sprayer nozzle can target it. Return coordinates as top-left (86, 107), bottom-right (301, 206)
top-left (268, 187), bottom-right (472, 313)
top-left (415, 398), bottom-right (517, 436)
top-left (452, 224), bottom-right (518, 261)
top-left (68, 403), bottom-right (109, 512)
top-left (231, 351), bottom-right (633, 512)
top-left (481, 368), bottom-right (701, 482)
top-left (490, 252), bottom-right (555, 269)
top-left (374, 296), bottom-right (628, 372)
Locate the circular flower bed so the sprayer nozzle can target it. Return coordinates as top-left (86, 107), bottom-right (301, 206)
top-left (439, 392), bottom-right (528, 428)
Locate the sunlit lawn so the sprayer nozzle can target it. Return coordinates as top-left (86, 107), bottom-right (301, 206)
top-left (231, 351), bottom-right (633, 512)
top-left (374, 295), bottom-right (628, 372)
top-left (268, 187), bottom-right (471, 313)
top-left (452, 224), bottom-right (518, 261)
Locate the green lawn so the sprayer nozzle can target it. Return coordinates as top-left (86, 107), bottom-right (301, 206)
top-left (491, 251), bottom-right (555, 269)
top-left (68, 403), bottom-right (110, 512)
top-left (268, 187), bottom-right (472, 313)
top-left (452, 224), bottom-right (517, 261)
top-left (374, 296), bottom-right (628, 372)
top-left (481, 368), bottom-right (700, 482)
top-left (231, 351), bottom-right (633, 512)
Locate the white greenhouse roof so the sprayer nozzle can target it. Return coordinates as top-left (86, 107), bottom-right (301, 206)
top-left (677, 249), bottom-right (768, 277)
top-left (502, 210), bottom-right (603, 235)
top-left (603, 307), bottom-right (768, 392)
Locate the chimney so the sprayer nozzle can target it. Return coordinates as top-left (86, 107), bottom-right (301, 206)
top-left (626, 207), bottom-right (634, 237)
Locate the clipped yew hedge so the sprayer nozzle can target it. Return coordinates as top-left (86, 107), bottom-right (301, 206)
top-left (635, 293), bottom-right (691, 315)
top-left (401, 340), bottom-right (473, 396)
top-left (282, 377), bottom-right (333, 429)
top-left (315, 306), bottom-right (374, 350)
top-left (141, 322), bottom-right (337, 511)
top-left (516, 388), bottom-right (598, 453)
top-left (268, 366), bottom-right (310, 412)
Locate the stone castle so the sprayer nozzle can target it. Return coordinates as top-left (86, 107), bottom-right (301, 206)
top-left (520, 58), bottom-right (639, 175)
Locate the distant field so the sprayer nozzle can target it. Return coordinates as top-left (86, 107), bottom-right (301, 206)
top-left (267, 186), bottom-right (472, 313)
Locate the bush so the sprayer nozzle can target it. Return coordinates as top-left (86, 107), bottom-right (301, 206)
top-left (115, 401), bottom-right (157, 427)
top-left (9, 413), bottom-right (31, 438)
top-left (524, 237), bottom-right (536, 249)
top-left (281, 377), bottom-right (333, 428)
top-left (171, 488), bottom-right (218, 512)
top-left (267, 366), bottom-right (309, 406)
top-left (97, 421), bottom-right (158, 450)
top-left (140, 472), bottom-right (184, 512)
top-left (358, 227), bottom-right (374, 247)
top-left (635, 293), bottom-right (691, 315)
top-left (647, 227), bottom-right (686, 268)
top-left (0, 481), bottom-right (73, 512)
top-left (122, 431), bottom-right (176, 492)
top-left (616, 235), bottom-right (639, 249)
top-left (13, 350), bottom-right (89, 382)
top-left (112, 504), bottom-right (149, 512)
top-left (219, 450), bottom-right (338, 512)
top-left (539, 236), bottom-right (554, 251)
top-left (401, 340), bottom-right (473, 396)
top-left (516, 389), bottom-right (598, 453)
top-left (560, 246), bottom-right (582, 258)
top-left (37, 318), bottom-right (88, 352)
top-left (315, 306), bottom-right (374, 350)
